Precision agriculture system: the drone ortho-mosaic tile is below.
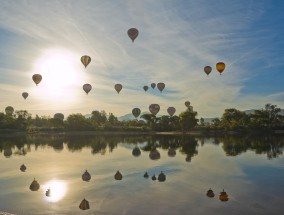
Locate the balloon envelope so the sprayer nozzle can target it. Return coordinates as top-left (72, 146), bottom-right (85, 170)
top-left (127, 28), bottom-right (139, 42)
top-left (149, 104), bottom-right (160, 115)
top-left (143, 86), bottom-right (148, 92)
top-left (83, 84), bottom-right (92, 94)
top-left (151, 83), bottom-right (156, 89)
top-left (216, 62), bottom-right (225, 74)
top-left (204, 66), bottom-right (212, 75)
top-left (185, 101), bottom-right (191, 108)
top-left (132, 108), bottom-right (141, 118)
top-left (5, 106), bottom-right (14, 115)
top-left (167, 107), bottom-right (176, 117)
top-left (22, 92), bottom-right (28, 99)
top-left (81, 55), bottom-right (91, 68)
top-left (157, 82), bottom-right (165, 92)
top-left (114, 84), bottom-right (122, 94)
top-left (54, 113), bottom-right (64, 121)
top-left (32, 74), bottom-right (42, 86)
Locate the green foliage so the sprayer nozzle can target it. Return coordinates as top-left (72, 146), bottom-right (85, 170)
top-left (179, 108), bottom-right (198, 132)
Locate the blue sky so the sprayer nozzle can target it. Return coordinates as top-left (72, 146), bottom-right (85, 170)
top-left (0, 0), bottom-right (284, 118)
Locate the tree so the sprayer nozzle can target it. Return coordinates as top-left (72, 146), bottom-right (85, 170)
top-left (221, 108), bottom-right (248, 129)
top-left (179, 108), bottom-right (198, 132)
top-left (66, 114), bottom-right (95, 130)
top-left (108, 113), bottom-right (119, 125)
top-left (91, 110), bottom-right (107, 125)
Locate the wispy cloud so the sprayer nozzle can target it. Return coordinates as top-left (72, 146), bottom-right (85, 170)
top-left (0, 0), bottom-right (283, 117)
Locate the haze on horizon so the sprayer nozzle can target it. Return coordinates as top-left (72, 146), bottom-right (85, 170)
top-left (0, 0), bottom-right (284, 119)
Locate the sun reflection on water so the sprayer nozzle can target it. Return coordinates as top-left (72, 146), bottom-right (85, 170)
top-left (42, 180), bottom-right (67, 202)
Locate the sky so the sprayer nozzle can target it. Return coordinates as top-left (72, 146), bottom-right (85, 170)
top-left (0, 0), bottom-right (284, 119)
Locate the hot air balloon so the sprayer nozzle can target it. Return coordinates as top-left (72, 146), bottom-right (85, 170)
top-left (79, 198), bottom-right (90, 210)
top-left (157, 82), bottom-right (165, 92)
top-left (83, 84), bottom-right (92, 94)
top-left (204, 66), bottom-right (212, 76)
top-left (32, 74), bottom-right (42, 86)
top-left (219, 189), bottom-right (229, 201)
top-left (158, 171), bottom-right (166, 182)
top-left (114, 171), bottom-right (123, 180)
top-left (216, 62), bottom-right (225, 74)
top-left (151, 83), bottom-right (156, 89)
top-left (29, 178), bottom-right (40, 191)
top-left (149, 104), bottom-right (160, 115)
top-left (5, 106), bottom-right (14, 115)
top-left (143, 86), bottom-right (148, 92)
top-left (114, 84), bottom-right (122, 94)
top-left (207, 188), bottom-right (215, 198)
top-left (132, 146), bottom-right (141, 157)
top-left (22, 92), bottom-right (29, 99)
top-left (132, 108), bottom-right (141, 118)
top-left (167, 107), bottom-right (176, 117)
top-left (20, 164), bottom-right (27, 172)
top-left (54, 113), bottom-right (64, 121)
top-left (82, 170), bottom-right (91, 182)
top-left (127, 28), bottom-right (139, 42)
top-left (185, 101), bottom-right (190, 108)
top-left (152, 175), bottom-right (156, 181)
top-left (81, 55), bottom-right (91, 68)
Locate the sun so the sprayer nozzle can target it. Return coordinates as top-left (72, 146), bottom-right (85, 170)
top-left (43, 179), bottom-right (67, 202)
top-left (32, 49), bottom-right (87, 102)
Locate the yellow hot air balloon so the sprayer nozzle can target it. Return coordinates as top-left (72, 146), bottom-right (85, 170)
top-left (127, 28), bottom-right (139, 42)
top-left (83, 84), bottom-right (92, 94)
top-left (216, 62), bottom-right (225, 74)
top-left (157, 82), bottom-right (165, 92)
top-left (219, 189), bottom-right (229, 201)
top-left (22, 92), bottom-right (29, 99)
top-left (204, 66), bottom-right (212, 76)
top-left (81, 55), bottom-right (91, 68)
top-left (32, 74), bottom-right (42, 86)
top-left (5, 106), bottom-right (14, 115)
top-left (114, 84), bottom-right (122, 94)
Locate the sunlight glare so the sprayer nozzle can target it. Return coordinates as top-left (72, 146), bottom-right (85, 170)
top-left (33, 49), bottom-right (86, 102)
top-left (43, 179), bottom-right (67, 202)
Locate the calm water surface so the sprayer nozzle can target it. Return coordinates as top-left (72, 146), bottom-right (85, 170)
top-left (0, 134), bottom-right (283, 215)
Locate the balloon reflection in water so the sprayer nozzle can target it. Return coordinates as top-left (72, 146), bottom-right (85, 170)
top-left (43, 180), bottom-right (67, 202)
top-left (29, 178), bottom-right (40, 191)
top-left (144, 172), bottom-right (149, 178)
top-left (114, 171), bottom-right (123, 180)
top-left (206, 188), bottom-right (215, 198)
top-left (132, 146), bottom-right (141, 157)
top-left (20, 164), bottom-right (27, 172)
top-left (79, 198), bottom-right (90, 210)
top-left (219, 189), bottom-right (229, 201)
top-left (82, 170), bottom-right (91, 182)
top-left (158, 172), bottom-right (166, 182)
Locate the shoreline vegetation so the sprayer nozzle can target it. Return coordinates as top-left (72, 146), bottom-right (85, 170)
top-left (1, 103), bottom-right (284, 136)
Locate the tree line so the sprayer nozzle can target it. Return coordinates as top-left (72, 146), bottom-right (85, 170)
top-left (0, 103), bottom-right (283, 133)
